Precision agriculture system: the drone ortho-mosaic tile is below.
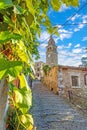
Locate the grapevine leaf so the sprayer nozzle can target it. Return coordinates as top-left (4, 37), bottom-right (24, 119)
top-left (14, 87), bottom-right (32, 114)
top-left (26, 124), bottom-right (33, 130)
top-left (19, 114), bottom-right (34, 128)
top-left (51, 0), bottom-right (61, 11)
top-left (0, 59), bottom-right (23, 79)
top-left (18, 73), bottom-right (31, 90)
top-left (0, 0), bottom-right (13, 10)
top-left (15, 41), bottom-right (29, 64)
top-left (62, 0), bottom-right (79, 6)
top-left (14, 5), bottom-right (24, 14)
top-left (25, 0), bottom-right (35, 16)
top-left (0, 31), bottom-right (22, 44)
top-left (4, 15), bottom-right (14, 27)
top-left (25, 12), bottom-right (34, 26)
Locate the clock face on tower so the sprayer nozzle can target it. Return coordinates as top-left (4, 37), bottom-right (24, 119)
top-left (48, 54), bottom-right (50, 57)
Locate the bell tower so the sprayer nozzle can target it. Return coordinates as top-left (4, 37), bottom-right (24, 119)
top-left (46, 35), bottom-right (58, 66)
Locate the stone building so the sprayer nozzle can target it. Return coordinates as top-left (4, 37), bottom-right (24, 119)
top-left (58, 65), bottom-right (87, 89)
top-left (34, 61), bottom-right (45, 80)
top-left (43, 36), bottom-right (87, 93)
top-left (46, 35), bottom-right (58, 66)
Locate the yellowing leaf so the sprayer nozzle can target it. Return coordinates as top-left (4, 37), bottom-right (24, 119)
top-left (14, 87), bottom-right (32, 114)
top-left (62, 0), bottom-right (79, 7)
top-left (25, 12), bottom-right (34, 26)
top-left (16, 41), bottom-right (29, 64)
top-left (27, 124), bottom-right (33, 130)
top-left (25, 0), bottom-right (35, 16)
top-left (0, 59), bottom-right (23, 79)
top-left (0, 31), bottom-right (22, 44)
top-left (18, 73), bottom-right (31, 90)
top-left (19, 114), bottom-right (34, 128)
top-left (51, 0), bottom-right (61, 11)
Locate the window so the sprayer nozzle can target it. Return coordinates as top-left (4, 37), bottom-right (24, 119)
top-left (71, 76), bottom-right (79, 86)
top-left (84, 74), bottom-right (87, 85)
top-left (37, 73), bottom-right (39, 77)
top-left (37, 68), bottom-right (40, 71)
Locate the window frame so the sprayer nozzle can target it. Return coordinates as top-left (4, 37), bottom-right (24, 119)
top-left (70, 73), bottom-right (80, 88)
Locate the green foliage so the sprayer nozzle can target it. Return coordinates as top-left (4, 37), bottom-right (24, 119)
top-left (8, 76), bottom-right (33, 129)
top-left (62, 0), bottom-right (79, 7)
top-left (51, 0), bottom-right (79, 11)
top-left (14, 87), bottom-right (32, 114)
top-left (81, 57), bottom-right (87, 67)
top-left (19, 114), bottom-right (33, 128)
top-left (0, 59), bottom-right (23, 79)
top-left (0, 0), bottom-right (79, 129)
top-left (0, 0), bottom-right (13, 10)
top-left (51, 0), bottom-right (61, 11)
top-left (43, 65), bottom-right (51, 75)
top-left (0, 31), bottom-right (22, 44)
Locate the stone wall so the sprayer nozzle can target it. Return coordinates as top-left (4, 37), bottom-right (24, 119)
top-left (43, 66), bottom-right (58, 94)
top-left (58, 66), bottom-right (87, 88)
top-left (58, 66), bottom-right (87, 98)
top-left (43, 65), bottom-right (87, 96)
top-left (0, 79), bottom-right (8, 130)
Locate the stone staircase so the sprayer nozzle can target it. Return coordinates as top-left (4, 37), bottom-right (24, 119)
top-left (31, 81), bottom-right (87, 130)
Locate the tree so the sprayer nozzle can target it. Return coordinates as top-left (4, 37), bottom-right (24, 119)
top-left (0, 0), bottom-right (79, 129)
top-left (81, 48), bottom-right (87, 67)
top-left (81, 57), bottom-right (87, 67)
top-left (43, 65), bottom-right (51, 75)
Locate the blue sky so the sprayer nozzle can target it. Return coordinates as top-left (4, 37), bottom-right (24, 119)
top-left (37, 0), bottom-right (87, 66)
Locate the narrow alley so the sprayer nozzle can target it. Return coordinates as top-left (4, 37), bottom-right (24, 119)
top-left (31, 81), bottom-right (87, 130)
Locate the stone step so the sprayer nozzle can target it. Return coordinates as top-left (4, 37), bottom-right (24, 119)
top-left (31, 82), bottom-right (87, 130)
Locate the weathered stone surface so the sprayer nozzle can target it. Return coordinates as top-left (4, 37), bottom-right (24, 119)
top-left (31, 81), bottom-right (87, 130)
top-left (0, 79), bottom-right (8, 130)
top-left (43, 66), bottom-right (58, 94)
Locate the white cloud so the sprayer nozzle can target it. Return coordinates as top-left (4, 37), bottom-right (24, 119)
top-left (82, 15), bottom-right (87, 23)
top-left (58, 43), bottom-right (72, 50)
top-left (78, 23), bottom-right (84, 29)
top-left (39, 43), bottom-right (47, 48)
top-left (82, 36), bottom-right (87, 41)
top-left (74, 28), bottom-right (80, 32)
top-left (57, 25), bottom-right (62, 29)
top-left (58, 45), bottom-right (64, 49)
top-left (71, 14), bottom-right (81, 21)
top-left (59, 29), bottom-right (69, 33)
top-left (59, 33), bottom-right (72, 40)
top-left (67, 43), bottom-right (72, 48)
top-left (58, 47), bottom-right (86, 66)
top-left (58, 28), bottom-right (73, 40)
top-left (38, 31), bottom-right (50, 42)
top-left (73, 15), bottom-right (87, 32)
top-left (58, 54), bottom-right (81, 66)
top-left (74, 44), bottom-right (80, 48)
top-left (74, 23), bottom-right (85, 32)
top-left (72, 48), bottom-right (82, 53)
top-left (59, 4), bottom-right (69, 12)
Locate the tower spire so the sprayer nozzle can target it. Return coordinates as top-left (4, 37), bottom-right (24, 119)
top-left (48, 35), bottom-right (55, 45)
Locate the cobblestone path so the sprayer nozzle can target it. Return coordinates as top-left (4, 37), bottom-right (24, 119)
top-left (31, 81), bottom-right (87, 130)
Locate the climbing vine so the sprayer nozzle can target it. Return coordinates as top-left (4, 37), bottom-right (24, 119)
top-left (0, 0), bottom-right (79, 129)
